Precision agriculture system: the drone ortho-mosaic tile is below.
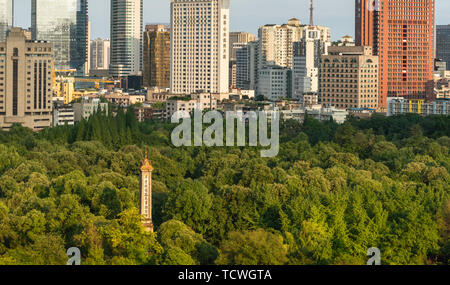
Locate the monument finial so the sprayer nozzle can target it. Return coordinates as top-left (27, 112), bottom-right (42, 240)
top-left (141, 146), bottom-right (153, 172)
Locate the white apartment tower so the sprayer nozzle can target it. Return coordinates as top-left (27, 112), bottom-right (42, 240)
top-left (256, 18), bottom-right (330, 94)
top-left (292, 26), bottom-right (330, 101)
top-left (258, 19), bottom-right (330, 70)
top-left (110, 0), bottom-right (143, 77)
top-left (90, 38), bottom-right (110, 70)
top-left (170, 0), bottom-right (230, 94)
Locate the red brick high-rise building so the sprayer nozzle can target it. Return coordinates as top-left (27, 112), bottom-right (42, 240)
top-left (355, 0), bottom-right (435, 109)
top-left (355, 0), bottom-right (377, 48)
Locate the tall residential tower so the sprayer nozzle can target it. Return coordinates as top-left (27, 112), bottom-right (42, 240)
top-left (170, 0), bottom-right (230, 94)
top-left (355, 0), bottom-right (435, 108)
top-left (110, 0), bottom-right (143, 77)
top-left (90, 38), bottom-right (110, 70)
top-left (437, 25), bottom-right (450, 70)
top-left (292, 26), bottom-right (330, 101)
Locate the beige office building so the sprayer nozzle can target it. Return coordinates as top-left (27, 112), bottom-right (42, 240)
top-left (0, 28), bottom-right (53, 131)
top-left (319, 46), bottom-right (379, 110)
top-left (170, 0), bottom-right (230, 94)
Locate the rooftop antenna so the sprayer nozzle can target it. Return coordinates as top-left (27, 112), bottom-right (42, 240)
top-left (309, 0), bottom-right (314, 26)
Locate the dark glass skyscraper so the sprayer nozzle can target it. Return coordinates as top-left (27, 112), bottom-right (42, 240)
top-left (0, 0), bottom-right (13, 42)
top-left (32, 0), bottom-right (88, 72)
top-left (437, 25), bottom-right (450, 71)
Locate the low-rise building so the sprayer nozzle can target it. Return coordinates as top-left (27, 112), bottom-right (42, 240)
top-left (71, 89), bottom-right (100, 102)
top-left (73, 97), bottom-right (108, 122)
top-left (387, 97), bottom-right (449, 116)
top-left (281, 105), bottom-right (349, 124)
top-left (435, 59), bottom-right (447, 78)
top-left (229, 89), bottom-right (255, 100)
top-left (147, 87), bottom-right (174, 102)
top-left (54, 77), bottom-right (75, 104)
top-left (104, 93), bottom-right (145, 106)
top-left (434, 78), bottom-right (450, 100)
top-left (336, 35), bottom-right (355, 47)
top-left (166, 92), bottom-right (217, 120)
top-left (134, 104), bottom-right (166, 122)
top-left (258, 65), bottom-right (291, 101)
top-left (52, 100), bottom-right (74, 127)
top-left (303, 93), bottom-right (319, 107)
top-left (348, 108), bottom-right (376, 119)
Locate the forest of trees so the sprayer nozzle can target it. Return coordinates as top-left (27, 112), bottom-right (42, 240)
top-left (0, 108), bottom-right (449, 265)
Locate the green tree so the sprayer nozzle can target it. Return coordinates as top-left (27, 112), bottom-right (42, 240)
top-left (216, 229), bottom-right (288, 265)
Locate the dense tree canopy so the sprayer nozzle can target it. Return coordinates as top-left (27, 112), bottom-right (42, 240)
top-left (0, 110), bottom-right (449, 265)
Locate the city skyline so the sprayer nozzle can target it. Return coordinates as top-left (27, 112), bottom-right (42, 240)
top-left (11, 0), bottom-right (450, 41)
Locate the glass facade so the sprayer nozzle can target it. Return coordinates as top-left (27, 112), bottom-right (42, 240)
top-left (32, 0), bottom-right (88, 72)
top-left (437, 25), bottom-right (450, 70)
top-left (110, 0), bottom-right (143, 77)
top-left (0, 0), bottom-right (13, 42)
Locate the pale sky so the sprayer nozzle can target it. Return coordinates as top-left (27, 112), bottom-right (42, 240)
top-left (13, 0), bottom-right (450, 41)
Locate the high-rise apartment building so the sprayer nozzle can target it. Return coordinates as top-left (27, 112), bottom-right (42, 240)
top-left (247, 41), bottom-right (259, 91)
top-left (256, 18), bottom-right (330, 95)
top-left (229, 32), bottom-right (255, 61)
top-left (229, 41), bottom-right (249, 89)
top-left (229, 61), bottom-right (237, 89)
top-left (258, 19), bottom-right (330, 70)
top-left (170, 0), bottom-right (230, 94)
top-left (355, 0), bottom-right (435, 108)
top-left (292, 26), bottom-right (330, 102)
top-left (143, 24), bottom-right (170, 88)
top-left (437, 25), bottom-right (450, 70)
top-left (0, 0), bottom-right (13, 42)
top-left (85, 20), bottom-right (91, 75)
top-left (319, 46), bottom-right (379, 110)
top-left (32, 0), bottom-right (89, 72)
top-left (0, 28), bottom-right (54, 131)
top-left (110, 0), bottom-right (143, 77)
top-left (236, 43), bottom-right (250, 89)
top-left (292, 44), bottom-right (310, 99)
top-left (90, 38), bottom-right (110, 70)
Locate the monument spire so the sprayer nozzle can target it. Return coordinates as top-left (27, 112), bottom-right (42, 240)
top-left (140, 146), bottom-right (154, 232)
